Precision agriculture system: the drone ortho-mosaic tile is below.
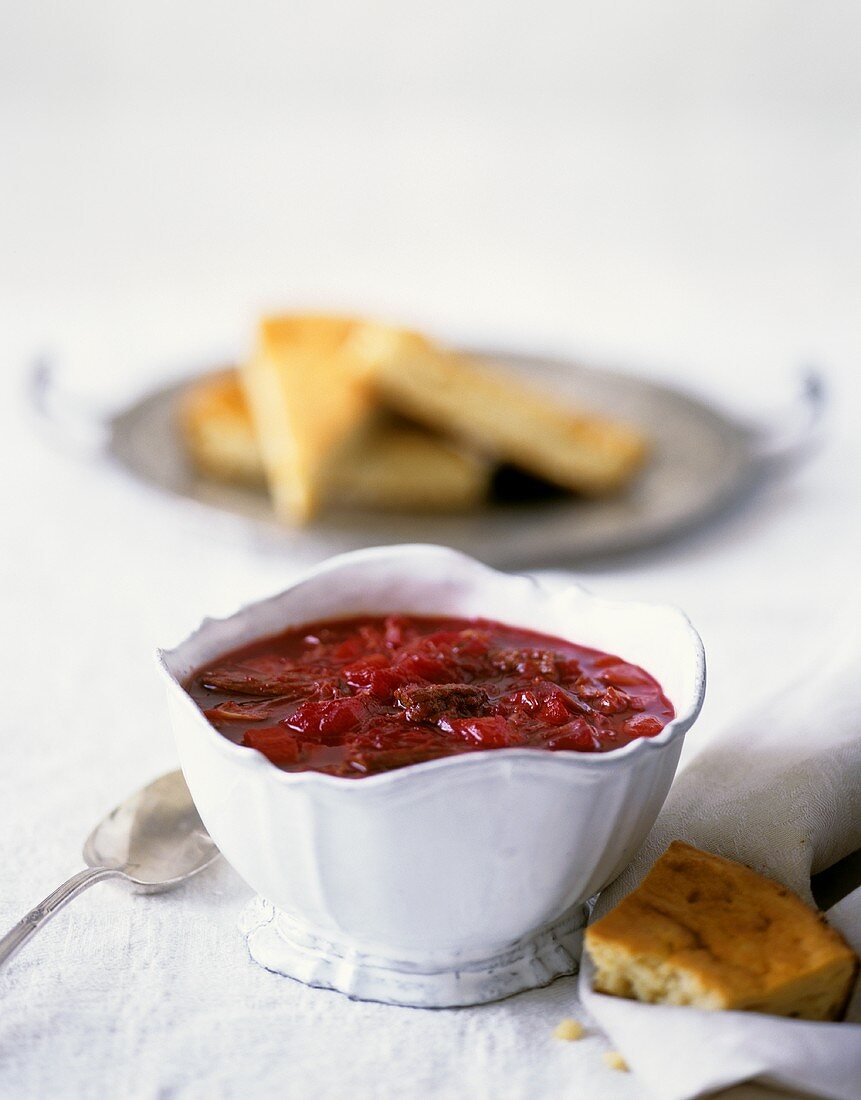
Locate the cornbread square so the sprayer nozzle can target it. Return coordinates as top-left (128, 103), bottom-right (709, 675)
top-left (585, 841), bottom-right (858, 1021)
top-left (347, 324), bottom-right (648, 495)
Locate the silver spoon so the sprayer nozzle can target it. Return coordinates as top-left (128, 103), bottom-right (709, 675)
top-left (0, 770), bottom-right (219, 969)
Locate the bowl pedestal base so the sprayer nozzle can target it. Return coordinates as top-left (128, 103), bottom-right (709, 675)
top-left (239, 896), bottom-right (588, 1008)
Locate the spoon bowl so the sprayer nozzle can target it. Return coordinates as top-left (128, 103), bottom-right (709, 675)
top-left (83, 770), bottom-right (219, 889)
top-left (0, 769), bottom-right (220, 970)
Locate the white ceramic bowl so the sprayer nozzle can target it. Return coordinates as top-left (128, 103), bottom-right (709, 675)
top-left (159, 545), bottom-right (705, 1006)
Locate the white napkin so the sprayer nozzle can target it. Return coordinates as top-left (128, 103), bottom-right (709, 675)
top-left (580, 632), bottom-right (861, 1100)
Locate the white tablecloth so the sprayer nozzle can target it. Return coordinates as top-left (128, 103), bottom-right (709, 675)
top-left (1, 357), bottom-right (858, 1100)
top-left (2, 4), bottom-right (860, 1096)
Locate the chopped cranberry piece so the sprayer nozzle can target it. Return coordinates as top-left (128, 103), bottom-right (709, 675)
top-left (508, 689), bottom-right (540, 716)
top-left (287, 696), bottom-right (367, 740)
top-left (546, 719), bottom-right (596, 751)
top-left (597, 686), bottom-right (630, 715)
top-left (341, 656), bottom-right (405, 701)
top-left (395, 652), bottom-right (456, 684)
top-left (624, 714), bottom-right (664, 737)
top-left (367, 669), bottom-right (406, 703)
top-left (597, 664), bottom-right (653, 688)
top-left (343, 654), bottom-right (390, 686)
top-left (573, 676), bottom-right (603, 701)
top-left (333, 637), bottom-right (365, 660)
top-left (539, 690), bottom-right (580, 727)
top-left (445, 716), bottom-right (515, 747)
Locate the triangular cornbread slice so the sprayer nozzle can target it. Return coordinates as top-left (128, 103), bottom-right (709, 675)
top-left (181, 368), bottom-right (267, 487)
top-left (346, 324), bottom-right (648, 495)
top-left (585, 841), bottom-right (858, 1020)
top-left (182, 369), bottom-right (490, 513)
top-left (239, 315), bottom-right (376, 522)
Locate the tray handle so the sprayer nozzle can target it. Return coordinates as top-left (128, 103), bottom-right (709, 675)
top-left (28, 356), bottom-right (112, 459)
top-left (749, 368), bottom-right (828, 472)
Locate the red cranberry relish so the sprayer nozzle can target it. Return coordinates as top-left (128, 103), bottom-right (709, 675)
top-left (187, 615), bottom-right (674, 777)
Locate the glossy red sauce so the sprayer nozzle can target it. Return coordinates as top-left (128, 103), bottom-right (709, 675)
top-left (187, 615), bottom-right (674, 777)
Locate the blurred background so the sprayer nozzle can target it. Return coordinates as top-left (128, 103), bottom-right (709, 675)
top-left (1, 0), bottom-right (859, 722)
top-left (2, 0), bottom-right (859, 397)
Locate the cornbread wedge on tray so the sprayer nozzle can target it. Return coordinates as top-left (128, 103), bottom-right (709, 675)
top-left (331, 428), bottom-right (491, 512)
top-left (348, 323), bottom-right (648, 495)
top-left (239, 315), bottom-right (376, 522)
top-left (180, 369), bottom-right (266, 487)
top-left (181, 370), bottom-right (490, 514)
top-left (585, 841), bottom-right (858, 1021)
top-left (179, 311), bottom-right (650, 524)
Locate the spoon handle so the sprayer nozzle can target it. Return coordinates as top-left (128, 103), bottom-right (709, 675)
top-left (0, 867), bottom-right (124, 970)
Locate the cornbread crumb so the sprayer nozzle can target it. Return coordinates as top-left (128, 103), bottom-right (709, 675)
top-left (552, 1018), bottom-right (584, 1041)
top-left (602, 1051), bottom-right (629, 1072)
top-left (585, 841), bottom-right (859, 1021)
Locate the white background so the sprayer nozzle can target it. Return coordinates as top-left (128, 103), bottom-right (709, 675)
top-left (1, 3), bottom-right (859, 1098)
